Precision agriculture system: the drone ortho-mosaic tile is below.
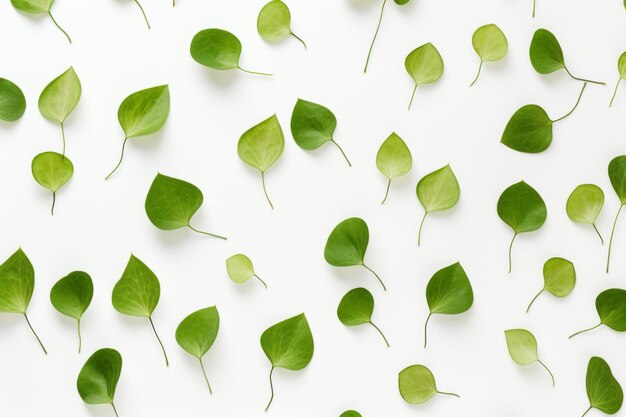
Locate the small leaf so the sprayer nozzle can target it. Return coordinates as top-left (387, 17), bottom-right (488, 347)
top-left (423, 262), bottom-right (473, 347)
top-left (0, 78), bottom-right (26, 122)
top-left (112, 254), bottom-right (169, 366)
top-left (405, 42), bottom-right (443, 109)
top-left (226, 254), bottom-right (267, 288)
top-left (606, 155), bottom-right (626, 272)
top-left (38, 67), bottom-right (81, 155)
top-left (175, 306), bottom-right (220, 394)
top-left (470, 24), bottom-right (508, 86)
top-left (416, 164), bottom-right (460, 246)
top-left (609, 52), bottom-right (626, 107)
top-left (324, 217), bottom-right (386, 290)
top-left (257, 0), bottom-right (306, 48)
top-left (340, 411), bottom-right (362, 417)
top-left (238, 114), bottom-right (285, 209)
top-left (50, 271), bottom-right (93, 353)
top-left (566, 184), bottom-right (604, 244)
top-left (11, 0), bottom-right (72, 43)
top-left (497, 181), bottom-right (547, 273)
top-left (570, 288), bottom-right (626, 339)
top-left (106, 85), bottom-right (170, 179)
top-left (376, 133), bottom-right (412, 204)
top-left (583, 357), bottom-right (623, 417)
top-left (31, 151), bottom-right (73, 215)
top-left (527, 257), bottom-right (575, 313)
top-left (145, 173), bottom-right (226, 239)
top-left (261, 313), bottom-right (314, 411)
top-left (77, 348), bottom-right (122, 416)
top-left (190, 28), bottom-right (272, 76)
top-left (337, 287), bottom-right (389, 347)
top-left (398, 364), bottom-right (459, 405)
top-left (290, 99), bottom-right (351, 166)
top-left (504, 329), bottom-right (554, 385)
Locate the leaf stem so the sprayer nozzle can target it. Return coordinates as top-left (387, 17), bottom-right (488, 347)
top-left (552, 82), bottom-right (587, 123)
top-left (173, 0), bottom-right (175, 6)
top-left (111, 403), bottom-right (119, 417)
top-left (610, 79), bottom-right (621, 107)
top-left (537, 359), bottom-right (555, 386)
top-left (380, 179), bottom-right (391, 204)
top-left (187, 224), bottom-right (227, 240)
top-left (581, 406), bottom-right (592, 417)
top-left (51, 192), bottom-right (56, 216)
top-left (148, 317), bottom-right (169, 367)
top-left (255, 275), bottom-right (268, 289)
top-left (199, 358), bottom-right (212, 394)
top-left (23, 313), bottom-right (47, 354)
top-left (369, 321), bottom-right (390, 347)
top-left (363, 0), bottom-right (388, 73)
top-left (330, 139), bottom-right (352, 167)
top-left (418, 212), bottom-right (428, 246)
top-left (469, 61), bottom-right (483, 87)
top-left (526, 289), bottom-right (543, 313)
top-left (61, 122), bottom-right (66, 156)
top-left (532, 0), bottom-right (536, 17)
top-left (564, 67), bottom-right (604, 85)
top-left (48, 11), bottom-right (72, 43)
top-left (77, 318), bottom-right (82, 354)
top-left (290, 32), bottom-right (307, 49)
top-left (134, 0), bottom-right (151, 29)
top-left (437, 391), bottom-right (460, 398)
top-left (606, 204), bottom-right (623, 273)
top-left (261, 171), bottom-right (274, 210)
top-left (423, 313), bottom-right (432, 348)
top-left (407, 84), bottom-right (418, 110)
top-left (508, 232), bottom-right (517, 274)
top-left (569, 322), bottom-right (602, 339)
top-left (593, 223), bottom-right (604, 245)
top-left (362, 263), bottom-right (386, 291)
top-left (237, 67), bottom-right (273, 77)
top-left (105, 137), bottom-right (128, 180)
top-left (265, 366), bottom-right (275, 412)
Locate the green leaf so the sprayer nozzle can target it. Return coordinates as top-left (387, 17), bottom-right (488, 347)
top-left (261, 313), bottom-right (314, 411)
top-left (416, 164), bottom-right (460, 246)
top-left (190, 28), bottom-right (272, 76)
top-left (0, 248), bottom-right (47, 353)
top-left (11, 0), bottom-right (72, 43)
top-left (38, 67), bottom-right (81, 155)
top-left (377, 133), bottom-right (412, 204)
top-left (606, 155), bottom-right (626, 273)
top-left (77, 348), bottom-right (122, 416)
top-left (610, 52), bottom-right (626, 107)
top-left (323, 217), bottom-right (386, 290)
top-left (50, 271), bottom-right (93, 353)
top-left (584, 357), bottom-right (624, 416)
top-left (31, 151), bottom-right (73, 215)
top-left (290, 98), bottom-right (351, 166)
top-left (504, 329), bottom-right (554, 385)
top-left (145, 173), bottom-right (226, 239)
top-left (405, 42), bottom-right (443, 109)
top-left (527, 257), bottom-right (575, 313)
top-left (398, 364), bottom-right (459, 405)
top-left (0, 78), bottom-right (26, 122)
top-left (340, 411), bottom-right (362, 417)
top-left (226, 254), bottom-right (267, 288)
top-left (470, 24), bottom-right (508, 86)
top-left (337, 287), bottom-right (389, 347)
top-left (238, 114), bottom-right (285, 209)
top-left (497, 181), bottom-right (547, 273)
top-left (566, 184), bottom-right (604, 244)
top-left (423, 262), bottom-right (473, 348)
top-left (257, 0), bottom-right (306, 48)
top-left (570, 288), bottom-right (626, 339)
top-left (112, 254), bottom-right (169, 366)
top-left (175, 306), bottom-right (220, 394)
top-left (106, 85), bottom-right (170, 180)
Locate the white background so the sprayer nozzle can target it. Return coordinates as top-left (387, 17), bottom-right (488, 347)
top-left (1, 0), bottom-right (625, 416)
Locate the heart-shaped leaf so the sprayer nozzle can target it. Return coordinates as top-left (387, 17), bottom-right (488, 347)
top-left (416, 164), bottom-right (460, 246)
top-left (38, 67), bottom-right (81, 155)
top-left (0, 78), bottom-right (26, 122)
top-left (324, 217), bottom-right (386, 290)
top-left (362, 0), bottom-right (410, 72)
top-left (497, 181), bottom-right (547, 273)
top-left (257, 0), bottom-right (306, 48)
top-left (190, 28), bottom-right (272, 76)
top-left (50, 271), bottom-right (93, 353)
top-left (112, 254), bottom-right (168, 366)
top-left (11, 0), bottom-right (72, 43)
top-left (606, 155), bottom-right (626, 272)
top-left (175, 306), bottom-right (220, 393)
top-left (77, 348), bottom-right (122, 416)
top-left (337, 287), bottom-right (389, 347)
top-left (261, 313), bottom-right (314, 411)
top-left (31, 151), bottom-right (73, 215)
top-left (0, 248), bottom-right (46, 353)
top-left (226, 254), bottom-right (267, 288)
top-left (470, 23), bottom-right (508, 86)
top-left (583, 357), bottom-right (623, 417)
top-left (398, 364), bottom-right (459, 405)
top-left (145, 173), bottom-right (226, 239)
top-left (570, 288), bottom-right (626, 339)
top-left (290, 98), bottom-right (351, 166)
top-left (376, 132), bottom-right (412, 204)
top-left (566, 184), bottom-right (604, 244)
top-left (238, 114), bottom-right (285, 209)
top-left (106, 85), bottom-right (170, 179)
top-left (423, 262), bottom-right (473, 347)
top-left (504, 329), bottom-right (554, 385)
top-left (609, 52), bottom-right (626, 107)
top-left (405, 42), bottom-right (443, 109)
top-left (527, 257), bottom-right (576, 313)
